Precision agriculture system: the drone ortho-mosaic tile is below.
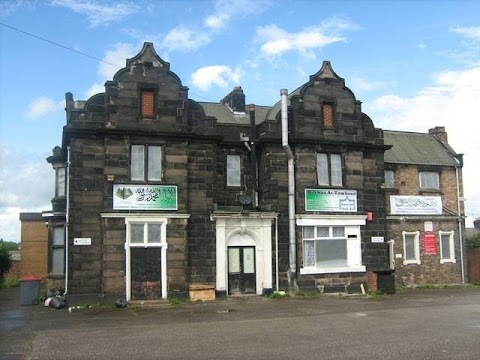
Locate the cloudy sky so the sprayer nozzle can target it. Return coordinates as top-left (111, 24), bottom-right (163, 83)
top-left (1, 0), bottom-right (479, 242)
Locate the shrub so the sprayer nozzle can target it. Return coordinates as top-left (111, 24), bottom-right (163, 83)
top-left (467, 233), bottom-right (480, 250)
top-left (0, 241), bottom-right (12, 281)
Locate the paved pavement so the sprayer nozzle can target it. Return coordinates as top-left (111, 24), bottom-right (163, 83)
top-left (1, 286), bottom-right (480, 359)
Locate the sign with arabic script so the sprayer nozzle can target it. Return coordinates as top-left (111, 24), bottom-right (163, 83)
top-left (113, 184), bottom-right (177, 210)
top-left (390, 195), bottom-right (442, 215)
top-left (305, 189), bottom-right (357, 212)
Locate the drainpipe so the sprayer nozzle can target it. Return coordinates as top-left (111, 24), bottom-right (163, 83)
top-left (455, 161), bottom-right (465, 284)
top-left (249, 104), bottom-right (257, 207)
top-left (281, 89), bottom-right (297, 289)
top-left (64, 145), bottom-right (71, 295)
top-left (275, 216), bottom-right (279, 292)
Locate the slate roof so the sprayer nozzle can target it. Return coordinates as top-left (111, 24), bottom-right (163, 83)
top-left (199, 102), bottom-right (272, 125)
top-left (384, 130), bottom-right (458, 166)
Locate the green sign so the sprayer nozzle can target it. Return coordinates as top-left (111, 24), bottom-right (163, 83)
top-left (113, 184), bottom-right (177, 210)
top-left (305, 189), bottom-right (357, 212)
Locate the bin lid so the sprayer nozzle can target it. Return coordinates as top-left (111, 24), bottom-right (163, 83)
top-left (20, 276), bottom-right (42, 282)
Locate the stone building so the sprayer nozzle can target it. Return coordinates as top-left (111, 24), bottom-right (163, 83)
top-left (43, 42), bottom-right (465, 302)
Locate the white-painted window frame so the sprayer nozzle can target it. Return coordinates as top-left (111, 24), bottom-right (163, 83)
top-left (125, 217), bottom-right (168, 301)
top-left (439, 230), bottom-right (456, 264)
top-left (297, 216), bottom-right (366, 275)
top-left (402, 231), bottom-right (421, 265)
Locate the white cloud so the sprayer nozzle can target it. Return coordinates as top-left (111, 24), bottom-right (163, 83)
top-left (0, 0), bottom-right (35, 15)
top-left (85, 82), bottom-right (105, 99)
top-left (366, 65), bottom-right (480, 225)
top-left (450, 26), bottom-right (480, 40)
top-left (0, 145), bottom-right (53, 242)
top-left (98, 42), bottom-right (136, 79)
top-left (84, 43), bottom-right (136, 99)
top-left (191, 65), bottom-right (242, 91)
top-left (161, 25), bottom-right (211, 52)
top-left (349, 77), bottom-right (390, 92)
top-left (205, 0), bottom-right (272, 29)
top-left (25, 96), bottom-right (64, 119)
top-left (255, 17), bottom-right (359, 58)
top-left (49, 0), bottom-right (140, 27)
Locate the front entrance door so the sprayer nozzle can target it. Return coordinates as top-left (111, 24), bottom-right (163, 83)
top-left (228, 246), bottom-right (256, 295)
top-left (130, 247), bottom-right (162, 300)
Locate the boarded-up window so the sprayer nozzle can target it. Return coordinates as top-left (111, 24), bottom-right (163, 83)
top-left (323, 103), bottom-right (334, 127)
top-left (141, 91), bottom-right (155, 117)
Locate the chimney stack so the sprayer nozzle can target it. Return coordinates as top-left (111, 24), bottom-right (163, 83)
top-left (429, 126), bottom-right (448, 143)
top-left (221, 86), bottom-right (245, 112)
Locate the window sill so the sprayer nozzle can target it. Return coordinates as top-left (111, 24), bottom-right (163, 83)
top-left (403, 260), bottom-right (421, 265)
top-left (440, 259), bottom-right (456, 264)
top-left (300, 265), bottom-right (366, 275)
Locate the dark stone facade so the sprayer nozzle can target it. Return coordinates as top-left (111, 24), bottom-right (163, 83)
top-left (47, 43), bottom-right (394, 299)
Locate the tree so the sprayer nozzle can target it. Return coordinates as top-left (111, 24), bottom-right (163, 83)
top-left (0, 239), bottom-right (19, 252)
top-left (0, 240), bottom-right (13, 280)
top-left (467, 233), bottom-right (480, 250)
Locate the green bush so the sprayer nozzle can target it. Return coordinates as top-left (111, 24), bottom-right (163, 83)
top-left (0, 241), bottom-right (13, 281)
top-left (1, 274), bottom-right (20, 288)
top-left (467, 233), bottom-right (480, 250)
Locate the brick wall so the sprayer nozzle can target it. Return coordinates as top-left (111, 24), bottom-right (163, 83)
top-left (386, 161), bottom-right (465, 285)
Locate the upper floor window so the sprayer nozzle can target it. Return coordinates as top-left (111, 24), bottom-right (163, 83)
top-left (131, 145), bottom-right (162, 182)
top-left (403, 231), bottom-right (421, 265)
top-left (317, 153), bottom-right (342, 187)
top-left (141, 90), bottom-right (155, 118)
top-left (55, 167), bottom-right (66, 197)
top-left (419, 171), bottom-right (439, 190)
top-left (385, 170), bottom-right (394, 189)
top-left (322, 102), bottom-right (334, 128)
top-left (227, 155), bottom-right (241, 187)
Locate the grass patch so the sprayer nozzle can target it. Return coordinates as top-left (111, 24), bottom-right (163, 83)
top-left (169, 297), bottom-right (188, 305)
top-left (294, 290), bottom-right (320, 298)
top-left (0, 274), bottom-right (20, 288)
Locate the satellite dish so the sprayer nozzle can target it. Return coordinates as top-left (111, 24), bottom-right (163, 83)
top-left (239, 195), bottom-right (252, 205)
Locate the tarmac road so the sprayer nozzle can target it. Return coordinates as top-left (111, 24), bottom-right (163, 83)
top-left (1, 287), bottom-right (480, 359)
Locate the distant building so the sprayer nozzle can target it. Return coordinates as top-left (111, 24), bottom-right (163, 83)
top-left (42, 43), bottom-right (466, 302)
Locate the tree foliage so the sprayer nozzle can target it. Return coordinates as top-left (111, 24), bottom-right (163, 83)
top-left (0, 239), bottom-right (19, 252)
top-left (466, 233), bottom-right (480, 250)
top-left (0, 241), bottom-right (13, 279)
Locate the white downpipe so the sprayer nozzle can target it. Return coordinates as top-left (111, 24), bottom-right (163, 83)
top-left (281, 89), bottom-right (297, 283)
top-left (456, 165), bottom-right (465, 284)
top-left (65, 145), bottom-right (71, 295)
top-left (275, 216), bottom-right (279, 292)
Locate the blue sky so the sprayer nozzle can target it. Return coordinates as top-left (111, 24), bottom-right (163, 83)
top-left (1, 0), bottom-right (480, 242)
